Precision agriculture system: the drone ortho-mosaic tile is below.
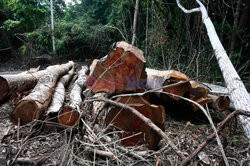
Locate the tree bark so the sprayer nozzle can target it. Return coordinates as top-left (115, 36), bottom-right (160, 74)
top-left (58, 66), bottom-right (88, 127)
top-left (131, 0), bottom-right (140, 45)
top-left (229, 0), bottom-right (242, 57)
top-left (50, 0), bottom-right (56, 54)
top-left (177, 0), bottom-right (250, 142)
top-left (92, 92), bottom-right (109, 117)
top-left (10, 61), bottom-right (74, 125)
top-left (0, 66), bottom-right (47, 101)
top-left (46, 67), bottom-right (75, 115)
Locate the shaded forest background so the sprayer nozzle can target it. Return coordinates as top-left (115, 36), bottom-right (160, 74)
top-left (0, 0), bottom-right (249, 84)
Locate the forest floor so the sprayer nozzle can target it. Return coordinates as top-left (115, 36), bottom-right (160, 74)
top-left (0, 61), bottom-right (249, 165)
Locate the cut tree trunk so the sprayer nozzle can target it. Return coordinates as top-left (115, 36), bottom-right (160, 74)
top-left (88, 41), bottom-right (146, 95)
top-left (105, 95), bottom-right (165, 150)
top-left (189, 81), bottom-right (211, 110)
top-left (0, 66), bottom-right (44, 101)
top-left (46, 67), bottom-right (75, 115)
top-left (146, 68), bottom-right (191, 101)
top-left (58, 66), bottom-right (88, 127)
top-left (10, 61), bottom-right (74, 125)
top-left (207, 94), bottom-right (230, 111)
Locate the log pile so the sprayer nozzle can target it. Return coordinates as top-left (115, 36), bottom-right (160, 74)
top-left (1, 41), bottom-right (233, 151)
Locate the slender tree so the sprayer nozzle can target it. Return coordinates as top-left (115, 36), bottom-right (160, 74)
top-left (131, 0), bottom-right (140, 46)
top-left (230, 0), bottom-right (242, 57)
top-left (50, 0), bottom-right (56, 54)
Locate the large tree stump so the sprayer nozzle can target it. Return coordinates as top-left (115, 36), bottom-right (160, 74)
top-left (88, 41), bottom-right (147, 95)
top-left (106, 96), bottom-right (165, 150)
top-left (10, 61), bottom-right (74, 125)
top-left (58, 66), bottom-right (88, 127)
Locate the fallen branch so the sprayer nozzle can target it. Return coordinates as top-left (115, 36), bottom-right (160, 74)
top-left (85, 147), bottom-right (115, 158)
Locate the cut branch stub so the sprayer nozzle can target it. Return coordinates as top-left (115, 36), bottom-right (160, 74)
top-left (88, 41), bottom-right (146, 95)
top-left (10, 61), bottom-right (74, 125)
top-left (58, 106), bottom-right (79, 127)
top-left (105, 96), bottom-right (165, 150)
top-left (146, 68), bottom-right (191, 101)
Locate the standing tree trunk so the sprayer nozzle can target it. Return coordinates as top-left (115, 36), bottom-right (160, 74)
top-left (145, 1), bottom-right (149, 57)
top-left (176, 0), bottom-right (250, 143)
top-left (50, 0), bottom-right (56, 54)
top-left (131, 0), bottom-right (140, 46)
top-left (229, 0), bottom-right (242, 57)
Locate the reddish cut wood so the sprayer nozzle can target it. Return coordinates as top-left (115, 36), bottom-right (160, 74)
top-left (88, 41), bottom-right (147, 94)
top-left (58, 106), bottom-right (79, 127)
top-left (146, 68), bottom-right (191, 101)
top-left (105, 96), bottom-right (165, 150)
top-left (189, 81), bottom-right (211, 110)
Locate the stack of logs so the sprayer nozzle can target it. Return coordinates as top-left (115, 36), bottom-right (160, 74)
top-left (0, 41), bottom-right (230, 150)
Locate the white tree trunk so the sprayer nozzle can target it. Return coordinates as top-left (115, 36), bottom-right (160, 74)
top-left (131, 0), bottom-right (140, 46)
top-left (50, 0), bottom-right (56, 54)
top-left (177, 0), bottom-right (250, 142)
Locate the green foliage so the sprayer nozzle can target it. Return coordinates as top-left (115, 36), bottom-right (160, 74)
top-left (1, 19), bottom-right (20, 31)
top-left (0, 0), bottom-right (249, 83)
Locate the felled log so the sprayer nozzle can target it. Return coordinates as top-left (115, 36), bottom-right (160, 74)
top-left (146, 68), bottom-right (191, 101)
top-left (58, 66), bottom-right (88, 127)
top-left (10, 61), bottom-right (74, 125)
top-left (189, 81), bottom-right (211, 110)
top-left (88, 41), bottom-right (147, 95)
top-left (202, 83), bottom-right (250, 111)
top-left (105, 95), bottom-right (165, 150)
top-left (46, 67), bottom-right (75, 115)
top-left (207, 94), bottom-right (230, 111)
top-left (0, 66), bottom-right (44, 101)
